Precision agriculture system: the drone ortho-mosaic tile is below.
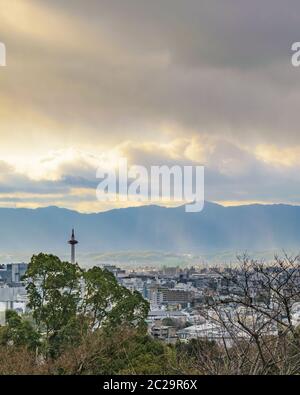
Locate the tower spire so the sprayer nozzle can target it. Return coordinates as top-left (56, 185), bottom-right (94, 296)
top-left (68, 228), bottom-right (78, 264)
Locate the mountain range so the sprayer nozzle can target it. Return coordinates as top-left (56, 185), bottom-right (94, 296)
top-left (0, 202), bottom-right (300, 261)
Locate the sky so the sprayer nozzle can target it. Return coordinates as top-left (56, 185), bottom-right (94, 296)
top-left (1, 0), bottom-right (300, 212)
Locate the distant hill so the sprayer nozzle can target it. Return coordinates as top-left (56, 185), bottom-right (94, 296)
top-left (0, 202), bottom-right (300, 259)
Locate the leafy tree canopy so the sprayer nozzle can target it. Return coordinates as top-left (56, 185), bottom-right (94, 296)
top-left (4, 253), bottom-right (149, 358)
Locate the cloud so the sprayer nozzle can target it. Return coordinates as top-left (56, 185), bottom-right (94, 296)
top-left (1, 1), bottom-right (300, 209)
top-left (0, 139), bottom-right (299, 210)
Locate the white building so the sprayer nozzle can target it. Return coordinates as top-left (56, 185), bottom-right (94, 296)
top-left (0, 286), bottom-right (27, 325)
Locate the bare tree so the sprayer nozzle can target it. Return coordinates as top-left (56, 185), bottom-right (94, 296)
top-left (194, 254), bottom-right (300, 374)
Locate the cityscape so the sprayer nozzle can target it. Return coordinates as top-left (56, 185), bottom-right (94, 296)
top-left (1, 229), bottom-right (300, 353)
top-left (2, 0), bottom-right (300, 381)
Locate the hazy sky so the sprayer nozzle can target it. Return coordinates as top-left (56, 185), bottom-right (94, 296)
top-left (1, 0), bottom-right (300, 211)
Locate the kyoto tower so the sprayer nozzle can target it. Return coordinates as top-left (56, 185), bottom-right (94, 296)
top-left (68, 229), bottom-right (78, 264)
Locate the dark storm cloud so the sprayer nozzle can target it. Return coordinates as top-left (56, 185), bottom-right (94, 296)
top-left (2, 0), bottom-right (300, 145)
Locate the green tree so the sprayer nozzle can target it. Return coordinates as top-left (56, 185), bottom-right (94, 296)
top-left (82, 266), bottom-right (149, 331)
top-left (23, 253), bottom-right (82, 357)
top-left (0, 310), bottom-right (40, 351)
top-left (21, 253), bottom-right (149, 358)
